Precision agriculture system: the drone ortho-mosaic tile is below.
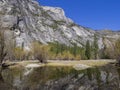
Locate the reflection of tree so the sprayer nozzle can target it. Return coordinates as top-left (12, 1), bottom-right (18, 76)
top-left (117, 68), bottom-right (120, 80)
top-left (0, 72), bottom-right (11, 90)
top-left (86, 68), bottom-right (92, 80)
top-left (0, 30), bottom-right (7, 69)
top-left (106, 70), bottom-right (110, 84)
top-left (0, 72), bottom-right (4, 82)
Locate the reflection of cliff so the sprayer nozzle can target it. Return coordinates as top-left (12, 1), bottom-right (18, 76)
top-left (41, 65), bottom-right (120, 90)
top-left (0, 65), bottom-right (120, 90)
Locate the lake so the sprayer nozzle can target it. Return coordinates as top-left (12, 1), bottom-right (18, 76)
top-left (0, 64), bottom-right (120, 90)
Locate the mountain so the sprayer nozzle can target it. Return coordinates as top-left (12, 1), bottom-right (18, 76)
top-left (0, 0), bottom-right (120, 50)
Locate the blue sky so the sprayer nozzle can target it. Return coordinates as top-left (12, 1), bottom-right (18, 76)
top-left (38, 0), bottom-right (120, 31)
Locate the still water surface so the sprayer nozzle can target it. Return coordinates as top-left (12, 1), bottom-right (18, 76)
top-left (0, 64), bottom-right (120, 90)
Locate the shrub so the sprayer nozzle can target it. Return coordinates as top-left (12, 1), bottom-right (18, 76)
top-left (31, 42), bottom-right (49, 63)
top-left (13, 47), bottom-right (25, 60)
top-left (62, 51), bottom-right (74, 60)
top-left (75, 55), bottom-right (81, 60)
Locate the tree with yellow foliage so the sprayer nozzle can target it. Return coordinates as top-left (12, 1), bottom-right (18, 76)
top-left (31, 42), bottom-right (49, 63)
top-left (13, 47), bottom-right (25, 61)
top-left (62, 51), bottom-right (74, 60)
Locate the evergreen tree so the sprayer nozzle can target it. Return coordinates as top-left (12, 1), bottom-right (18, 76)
top-left (114, 38), bottom-right (120, 65)
top-left (56, 42), bottom-right (60, 55)
top-left (73, 43), bottom-right (77, 57)
top-left (85, 40), bottom-right (91, 59)
top-left (93, 34), bottom-right (99, 59)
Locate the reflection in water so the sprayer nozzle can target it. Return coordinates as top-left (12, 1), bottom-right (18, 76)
top-left (0, 65), bottom-right (120, 90)
top-left (0, 71), bottom-right (13, 90)
top-left (0, 72), bottom-right (4, 82)
top-left (117, 68), bottom-right (120, 79)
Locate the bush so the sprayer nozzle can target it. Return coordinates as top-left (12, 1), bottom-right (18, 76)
top-left (74, 55), bottom-right (81, 60)
top-left (31, 42), bottom-right (49, 63)
top-left (13, 47), bottom-right (25, 60)
top-left (61, 51), bottom-right (74, 60)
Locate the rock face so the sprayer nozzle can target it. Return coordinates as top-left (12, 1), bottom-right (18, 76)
top-left (0, 0), bottom-right (120, 49)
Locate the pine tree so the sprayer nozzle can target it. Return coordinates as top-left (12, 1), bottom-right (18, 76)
top-left (73, 43), bottom-right (77, 57)
top-left (85, 40), bottom-right (91, 59)
top-left (56, 42), bottom-right (59, 55)
top-left (114, 38), bottom-right (120, 65)
top-left (93, 34), bottom-right (99, 59)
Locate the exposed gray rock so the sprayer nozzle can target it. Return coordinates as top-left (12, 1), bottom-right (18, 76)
top-left (0, 0), bottom-right (120, 50)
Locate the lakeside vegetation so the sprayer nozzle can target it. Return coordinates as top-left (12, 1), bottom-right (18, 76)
top-left (0, 30), bottom-right (119, 69)
top-left (0, 29), bottom-right (119, 90)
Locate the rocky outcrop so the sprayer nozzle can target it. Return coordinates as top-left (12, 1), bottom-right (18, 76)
top-left (0, 0), bottom-right (120, 49)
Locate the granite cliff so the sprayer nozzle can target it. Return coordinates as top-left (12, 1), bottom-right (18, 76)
top-left (0, 0), bottom-right (119, 49)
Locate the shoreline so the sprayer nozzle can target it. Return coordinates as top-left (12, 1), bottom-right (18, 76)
top-left (6, 60), bottom-right (116, 70)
